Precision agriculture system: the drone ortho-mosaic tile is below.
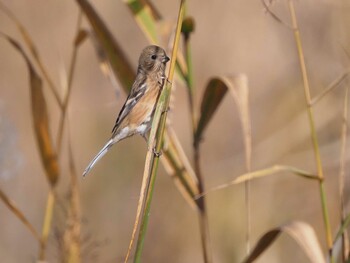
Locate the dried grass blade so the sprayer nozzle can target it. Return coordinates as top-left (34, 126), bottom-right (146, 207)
top-left (310, 70), bottom-right (350, 106)
top-left (223, 74), bottom-right (252, 253)
top-left (0, 188), bottom-right (41, 243)
top-left (76, 0), bottom-right (135, 91)
top-left (223, 75), bottom-right (251, 168)
top-left (162, 127), bottom-right (199, 209)
top-left (198, 165), bottom-right (319, 198)
top-left (88, 31), bottom-right (122, 96)
top-left (243, 221), bottom-right (326, 263)
top-left (334, 213), bottom-right (350, 246)
top-left (0, 33), bottom-right (59, 187)
top-left (124, 0), bottom-right (159, 44)
top-left (143, 0), bottom-right (162, 20)
top-left (0, 1), bottom-right (62, 108)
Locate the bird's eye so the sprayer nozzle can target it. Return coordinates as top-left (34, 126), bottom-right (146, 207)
top-left (151, 55), bottom-right (157, 60)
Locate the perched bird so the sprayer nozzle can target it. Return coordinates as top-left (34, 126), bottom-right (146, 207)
top-left (83, 45), bottom-right (170, 177)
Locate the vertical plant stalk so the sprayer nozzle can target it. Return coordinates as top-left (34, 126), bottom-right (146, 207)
top-left (57, 12), bottom-right (83, 154)
top-left (243, 107), bottom-right (252, 254)
top-left (133, 146), bottom-right (161, 263)
top-left (287, 0), bottom-right (333, 253)
top-left (182, 15), bottom-right (212, 263)
top-left (193, 143), bottom-right (213, 263)
top-left (65, 127), bottom-right (82, 263)
top-left (231, 74), bottom-right (253, 255)
top-left (60, 13), bottom-right (84, 262)
top-left (183, 26), bottom-right (197, 135)
top-left (38, 189), bottom-right (55, 260)
top-left (132, 1), bottom-right (186, 262)
top-left (339, 86), bottom-right (349, 262)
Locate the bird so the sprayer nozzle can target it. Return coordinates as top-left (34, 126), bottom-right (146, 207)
top-left (83, 45), bottom-right (170, 177)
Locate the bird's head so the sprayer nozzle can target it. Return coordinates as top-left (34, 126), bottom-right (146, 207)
top-left (138, 45), bottom-right (170, 74)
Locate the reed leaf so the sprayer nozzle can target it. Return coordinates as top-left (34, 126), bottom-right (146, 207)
top-left (194, 78), bottom-right (228, 147)
top-left (76, 0), bottom-right (135, 91)
top-left (0, 1), bottom-right (62, 108)
top-left (0, 33), bottom-right (59, 187)
top-left (243, 221), bottom-right (326, 263)
top-left (162, 128), bottom-right (199, 209)
top-left (334, 213), bottom-right (350, 246)
top-left (198, 165), bottom-right (319, 198)
top-left (124, 0), bottom-right (159, 44)
top-left (0, 188), bottom-right (41, 244)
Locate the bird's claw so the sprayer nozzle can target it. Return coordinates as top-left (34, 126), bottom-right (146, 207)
top-left (162, 106), bottom-right (170, 114)
top-left (153, 147), bottom-right (162, 157)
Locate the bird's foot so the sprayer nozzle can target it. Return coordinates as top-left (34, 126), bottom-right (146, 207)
top-left (152, 147), bottom-right (162, 157)
top-left (162, 106), bottom-right (170, 114)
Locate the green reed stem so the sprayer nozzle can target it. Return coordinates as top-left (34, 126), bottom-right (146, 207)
top-left (287, 0), bottom-right (333, 256)
top-left (133, 1), bottom-right (186, 262)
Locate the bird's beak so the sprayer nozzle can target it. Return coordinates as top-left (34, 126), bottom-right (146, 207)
top-left (163, 56), bottom-right (170, 63)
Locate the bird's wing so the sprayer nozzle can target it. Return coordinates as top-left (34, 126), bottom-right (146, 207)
top-left (111, 73), bottom-right (147, 135)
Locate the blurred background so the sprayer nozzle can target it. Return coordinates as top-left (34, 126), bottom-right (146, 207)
top-left (0, 0), bottom-right (350, 262)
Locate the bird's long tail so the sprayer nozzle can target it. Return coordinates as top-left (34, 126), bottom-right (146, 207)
top-left (83, 138), bottom-right (115, 177)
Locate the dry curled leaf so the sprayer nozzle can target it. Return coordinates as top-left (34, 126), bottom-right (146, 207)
top-left (194, 77), bottom-right (228, 146)
top-left (243, 221), bottom-right (326, 263)
top-left (195, 74), bottom-right (250, 147)
top-left (1, 33), bottom-right (59, 186)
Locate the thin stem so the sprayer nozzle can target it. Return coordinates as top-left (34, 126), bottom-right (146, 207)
top-left (183, 13), bottom-right (212, 263)
top-left (133, 155), bottom-right (159, 263)
top-left (194, 144), bottom-right (213, 263)
top-left (132, 1), bottom-right (186, 261)
top-left (38, 189), bottom-right (55, 260)
top-left (184, 35), bottom-right (197, 134)
top-left (311, 70), bottom-right (350, 106)
top-left (339, 86), bottom-right (349, 262)
top-left (56, 12), bottom-right (83, 154)
top-left (244, 120), bottom-right (252, 255)
top-left (66, 124), bottom-right (82, 263)
top-left (287, 0), bottom-right (333, 254)
top-left (182, 20), bottom-right (213, 258)
top-left (0, 188), bottom-right (43, 245)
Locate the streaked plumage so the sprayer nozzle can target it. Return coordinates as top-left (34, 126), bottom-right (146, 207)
top-left (83, 45), bottom-right (170, 177)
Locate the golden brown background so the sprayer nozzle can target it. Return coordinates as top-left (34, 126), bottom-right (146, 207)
top-left (0, 0), bottom-right (349, 262)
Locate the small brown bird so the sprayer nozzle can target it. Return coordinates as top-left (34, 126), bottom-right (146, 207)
top-left (83, 45), bottom-right (170, 177)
